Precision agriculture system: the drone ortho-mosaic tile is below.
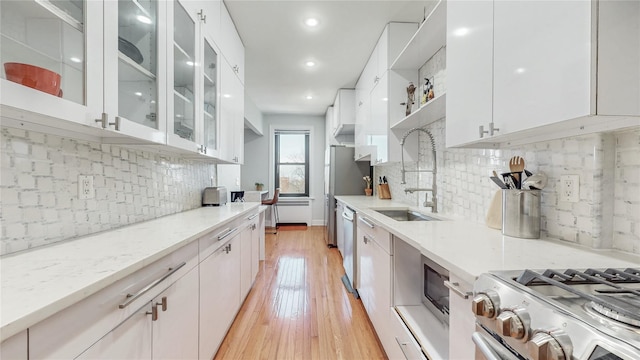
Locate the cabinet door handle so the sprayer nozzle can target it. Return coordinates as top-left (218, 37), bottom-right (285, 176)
top-left (479, 125), bottom-right (489, 138)
top-left (198, 9), bottom-right (206, 23)
top-left (156, 296), bottom-right (167, 311)
top-left (363, 236), bottom-right (369, 245)
top-left (489, 122), bottom-right (499, 136)
top-left (359, 217), bottom-right (375, 229)
top-left (109, 116), bottom-right (121, 131)
top-left (444, 280), bottom-right (473, 299)
top-left (218, 227), bottom-right (238, 241)
top-left (147, 304), bottom-right (158, 321)
top-left (95, 112), bottom-right (108, 128)
top-left (119, 262), bottom-right (186, 309)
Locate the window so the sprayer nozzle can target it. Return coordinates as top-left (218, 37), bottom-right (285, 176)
top-left (275, 130), bottom-right (309, 197)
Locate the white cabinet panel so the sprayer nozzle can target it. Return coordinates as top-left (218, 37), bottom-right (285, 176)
top-left (199, 234), bottom-right (241, 360)
top-left (240, 222), bottom-right (253, 299)
top-left (219, 3), bottom-right (244, 84)
top-left (0, 331), bottom-right (28, 360)
top-left (445, 0), bottom-right (494, 147)
top-left (447, 274), bottom-right (474, 360)
top-left (493, 0), bottom-right (592, 134)
top-left (76, 306), bottom-right (152, 360)
top-left (152, 267), bottom-right (199, 360)
top-left (219, 58), bottom-right (244, 163)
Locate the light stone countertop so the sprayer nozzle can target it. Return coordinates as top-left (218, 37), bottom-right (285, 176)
top-left (0, 203), bottom-right (263, 342)
top-left (335, 196), bottom-right (640, 285)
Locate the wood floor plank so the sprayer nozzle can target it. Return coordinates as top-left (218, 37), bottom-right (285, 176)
top-left (213, 226), bottom-right (387, 360)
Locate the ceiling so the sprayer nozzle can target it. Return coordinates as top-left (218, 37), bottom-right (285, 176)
top-left (224, 0), bottom-right (430, 116)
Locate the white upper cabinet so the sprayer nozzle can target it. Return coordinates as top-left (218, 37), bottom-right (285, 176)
top-left (219, 2), bottom-right (244, 84)
top-left (0, 0), bottom-right (103, 133)
top-left (103, 0), bottom-right (169, 144)
top-left (445, 0), bottom-right (493, 147)
top-left (447, 0), bottom-right (640, 148)
top-left (166, 0), bottom-right (222, 158)
top-left (219, 56), bottom-right (245, 164)
top-left (332, 89), bottom-right (356, 137)
top-left (353, 22), bottom-right (418, 165)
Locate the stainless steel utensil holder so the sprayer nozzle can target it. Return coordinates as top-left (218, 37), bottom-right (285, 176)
top-left (502, 190), bottom-right (541, 239)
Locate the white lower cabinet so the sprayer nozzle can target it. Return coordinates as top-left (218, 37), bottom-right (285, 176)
top-left (199, 229), bottom-right (241, 360)
top-left (29, 241), bottom-right (199, 360)
top-left (356, 216), bottom-right (395, 357)
top-left (390, 309), bottom-right (425, 360)
top-left (77, 266), bottom-right (199, 360)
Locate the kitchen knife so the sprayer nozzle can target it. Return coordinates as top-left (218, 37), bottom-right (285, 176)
top-left (490, 176), bottom-right (508, 189)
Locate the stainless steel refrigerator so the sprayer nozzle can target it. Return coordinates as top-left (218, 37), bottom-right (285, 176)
top-left (324, 145), bottom-right (371, 247)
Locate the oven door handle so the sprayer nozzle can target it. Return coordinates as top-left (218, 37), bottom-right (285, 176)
top-left (472, 332), bottom-right (502, 360)
top-left (472, 332), bottom-right (520, 360)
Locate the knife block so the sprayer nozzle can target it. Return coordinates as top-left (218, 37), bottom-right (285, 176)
top-left (377, 184), bottom-right (391, 199)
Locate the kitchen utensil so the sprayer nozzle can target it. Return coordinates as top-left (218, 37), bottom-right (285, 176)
top-left (522, 172), bottom-right (548, 190)
top-left (383, 176), bottom-right (387, 183)
top-left (490, 176), bottom-right (508, 189)
top-left (501, 172), bottom-right (519, 189)
top-left (118, 37), bottom-right (144, 64)
top-left (524, 169), bottom-right (533, 177)
top-left (509, 156), bottom-right (525, 183)
top-left (502, 189), bottom-right (541, 238)
top-left (4, 62), bottom-right (61, 96)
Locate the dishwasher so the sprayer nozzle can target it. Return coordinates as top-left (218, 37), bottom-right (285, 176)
top-left (341, 206), bottom-right (357, 295)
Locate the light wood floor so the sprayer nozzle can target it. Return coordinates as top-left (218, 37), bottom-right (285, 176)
top-left (214, 226), bottom-right (387, 360)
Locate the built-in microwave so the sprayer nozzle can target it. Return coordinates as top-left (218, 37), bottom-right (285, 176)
top-left (422, 255), bottom-right (450, 324)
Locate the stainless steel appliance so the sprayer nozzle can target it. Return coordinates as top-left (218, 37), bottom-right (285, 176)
top-left (342, 206), bottom-right (356, 291)
top-left (472, 268), bottom-right (640, 360)
top-left (422, 255), bottom-right (450, 324)
top-left (324, 145), bottom-right (371, 247)
top-left (202, 186), bottom-right (227, 206)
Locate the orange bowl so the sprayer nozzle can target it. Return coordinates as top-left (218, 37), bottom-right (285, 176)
top-left (4, 62), bottom-right (61, 96)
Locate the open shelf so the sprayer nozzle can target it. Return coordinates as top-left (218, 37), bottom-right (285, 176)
top-left (391, 0), bottom-right (446, 70)
top-left (395, 305), bottom-right (449, 360)
top-left (391, 93), bottom-right (446, 129)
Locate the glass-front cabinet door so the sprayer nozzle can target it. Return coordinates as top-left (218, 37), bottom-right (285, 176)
top-left (102, 0), bottom-right (167, 144)
top-left (0, 0), bottom-right (103, 126)
top-left (202, 35), bottom-right (219, 157)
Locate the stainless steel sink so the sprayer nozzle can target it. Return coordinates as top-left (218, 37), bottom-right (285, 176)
top-left (374, 209), bottom-right (440, 222)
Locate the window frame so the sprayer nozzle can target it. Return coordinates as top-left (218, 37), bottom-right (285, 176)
top-left (274, 131), bottom-right (310, 197)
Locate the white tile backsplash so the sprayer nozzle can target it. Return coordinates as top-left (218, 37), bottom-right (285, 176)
top-left (374, 122), bottom-right (640, 254)
top-left (1, 128), bottom-right (216, 255)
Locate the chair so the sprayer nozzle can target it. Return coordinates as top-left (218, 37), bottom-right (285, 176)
top-left (262, 188), bottom-right (280, 234)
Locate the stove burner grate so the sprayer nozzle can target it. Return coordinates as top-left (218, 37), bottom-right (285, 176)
top-left (516, 268), bottom-right (640, 327)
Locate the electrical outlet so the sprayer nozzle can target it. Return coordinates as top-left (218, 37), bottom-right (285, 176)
top-left (78, 175), bottom-right (95, 200)
top-left (559, 175), bottom-right (579, 202)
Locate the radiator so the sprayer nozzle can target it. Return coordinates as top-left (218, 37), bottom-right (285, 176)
top-left (275, 199), bottom-right (311, 225)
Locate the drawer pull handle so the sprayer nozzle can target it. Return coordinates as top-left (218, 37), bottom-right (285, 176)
top-left (147, 304), bottom-right (158, 321)
top-left (359, 217), bottom-right (375, 229)
top-left (218, 228), bottom-right (238, 241)
top-left (444, 280), bottom-right (473, 299)
top-left (119, 262), bottom-right (186, 309)
top-left (248, 214), bottom-right (258, 220)
top-left (395, 337), bottom-right (410, 359)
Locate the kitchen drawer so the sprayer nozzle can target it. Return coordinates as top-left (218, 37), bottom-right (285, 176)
top-left (390, 308), bottom-right (426, 360)
top-left (29, 241), bottom-right (199, 360)
top-left (357, 214), bottom-right (392, 254)
top-left (0, 330), bottom-right (27, 360)
top-left (199, 218), bottom-right (243, 259)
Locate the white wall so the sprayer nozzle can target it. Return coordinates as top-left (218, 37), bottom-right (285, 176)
top-left (244, 95), bottom-right (264, 135)
top-left (241, 114), bottom-right (326, 225)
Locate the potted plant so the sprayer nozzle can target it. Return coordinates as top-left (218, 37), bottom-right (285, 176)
top-left (255, 182), bottom-right (264, 191)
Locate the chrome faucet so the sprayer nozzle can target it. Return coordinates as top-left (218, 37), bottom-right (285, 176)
top-left (399, 127), bottom-right (437, 213)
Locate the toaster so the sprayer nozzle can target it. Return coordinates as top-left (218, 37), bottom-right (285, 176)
top-left (202, 187), bottom-right (227, 206)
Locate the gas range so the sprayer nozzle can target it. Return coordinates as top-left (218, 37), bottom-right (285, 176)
top-left (472, 268), bottom-right (640, 360)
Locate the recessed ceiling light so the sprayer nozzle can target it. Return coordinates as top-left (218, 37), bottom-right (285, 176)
top-left (515, 68), bottom-right (526, 74)
top-left (305, 61), bottom-right (316, 67)
top-left (136, 15), bottom-right (152, 24)
top-left (135, 92), bottom-right (142, 96)
top-left (223, 94), bottom-right (231, 98)
top-left (306, 95), bottom-right (313, 100)
top-left (305, 18), bottom-right (319, 27)
top-left (186, 61), bottom-right (195, 66)
top-left (70, 57), bottom-right (82, 63)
